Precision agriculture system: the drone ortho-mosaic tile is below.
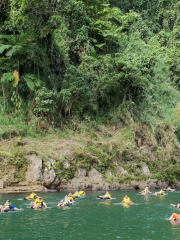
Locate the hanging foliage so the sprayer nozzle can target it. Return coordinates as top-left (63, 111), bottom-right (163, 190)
top-left (12, 70), bottom-right (19, 87)
top-left (0, 0), bottom-right (180, 128)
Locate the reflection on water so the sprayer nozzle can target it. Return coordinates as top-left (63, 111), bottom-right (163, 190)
top-left (170, 219), bottom-right (180, 228)
top-left (0, 191), bottom-right (180, 239)
top-left (143, 194), bottom-right (149, 204)
top-left (100, 201), bottom-right (110, 206)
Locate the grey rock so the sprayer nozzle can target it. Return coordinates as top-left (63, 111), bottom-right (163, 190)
top-left (43, 168), bottom-right (56, 188)
top-left (44, 158), bottom-right (56, 169)
top-left (174, 181), bottom-right (180, 188)
top-left (63, 160), bottom-right (70, 169)
top-left (88, 168), bottom-right (103, 178)
top-left (43, 158), bottom-right (60, 188)
top-left (105, 170), bottom-right (115, 179)
top-left (141, 162), bottom-right (151, 176)
top-left (25, 155), bottom-right (43, 183)
top-left (132, 163), bottom-right (141, 173)
top-left (59, 149), bottom-right (74, 161)
top-left (74, 168), bottom-right (86, 178)
top-left (116, 166), bottom-right (128, 176)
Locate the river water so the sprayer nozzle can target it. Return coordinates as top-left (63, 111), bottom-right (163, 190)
top-left (0, 190), bottom-right (180, 240)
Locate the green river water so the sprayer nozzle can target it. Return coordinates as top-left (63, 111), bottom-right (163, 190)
top-left (0, 190), bottom-right (180, 240)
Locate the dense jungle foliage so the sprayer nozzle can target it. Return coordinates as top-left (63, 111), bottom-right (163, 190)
top-left (1, 0), bottom-right (180, 136)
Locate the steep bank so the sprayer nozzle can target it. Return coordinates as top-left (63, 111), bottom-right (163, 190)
top-left (0, 122), bottom-right (180, 192)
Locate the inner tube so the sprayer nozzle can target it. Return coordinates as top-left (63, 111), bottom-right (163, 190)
top-left (97, 195), bottom-right (111, 200)
top-left (31, 206), bottom-right (45, 210)
top-left (58, 203), bottom-right (70, 207)
top-left (173, 218), bottom-right (180, 221)
top-left (4, 209), bottom-right (14, 212)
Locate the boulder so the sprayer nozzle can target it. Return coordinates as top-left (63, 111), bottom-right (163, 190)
top-left (156, 181), bottom-right (168, 189)
top-left (43, 168), bottom-right (56, 188)
top-left (25, 155), bottom-right (43, 183)
top-left (141, 162), bottom-right (151, 176)
top-left (43, 158), bottom-right (60, 188)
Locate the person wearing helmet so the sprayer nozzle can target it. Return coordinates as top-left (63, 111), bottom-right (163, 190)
top-left (139, 187), bottom-right (152, 195)
top-left (0, 200), bottom-right (20, 212)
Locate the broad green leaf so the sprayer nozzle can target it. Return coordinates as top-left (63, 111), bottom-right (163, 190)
top-left (24, 76), bottom-right (35, 90)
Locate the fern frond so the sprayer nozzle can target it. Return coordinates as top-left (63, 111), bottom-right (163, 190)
top-left (1, 72), bottom-right (14, 83)
top-left (0, 57), bottom-right (10, 63)
top-left (0, 44), bottom-right (12, 54)
top-left (0, 66), bottom-right (12, 72)
top-left (6, 45), bottom-right (23, 57)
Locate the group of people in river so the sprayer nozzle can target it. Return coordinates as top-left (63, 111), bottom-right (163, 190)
top-left (0, 190), bottom-right (86, 212)
top-left (1, 187), bottom-right (179, 221)
top-left (57, 191), bottom-right (85, 207)
top-left (97, 187), bottom-right (180, 222)
top-left (24, 192), bottom-right (47, 209)
top-left (139, 186), bottom-right (174, 196)
top-left (97, 192), bottom-right (133, 205)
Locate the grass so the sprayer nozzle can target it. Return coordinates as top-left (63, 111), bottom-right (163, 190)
top-left (0, 114), bottom-right (180, 183)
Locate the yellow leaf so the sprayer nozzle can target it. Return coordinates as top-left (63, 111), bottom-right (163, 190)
top-left (12, 70), bottom-right (19, 87)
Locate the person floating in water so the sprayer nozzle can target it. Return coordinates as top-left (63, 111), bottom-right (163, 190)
top-left (153, 190), bottom-right (167, 196)
top-left (57, 195), bottom-right (73, 207)
top-left (24, 192), bottom-right (37, 200)
top-left (72, 191), bottom-right (81, 198)
top-left (31, 196), bottom-right (47, 210)
top-left (163, 186), bottom-right (175, 192)
top-left (0, 200), bottom-right (20, 212)
top-left (170, 203), bottom-right (180, 208)
top-left (97, 192), bottom-right (113, 199)
top-left (120, 195), bottom-right (134, 205)
top-left (169, 213), bottom-right (180, 221)
top-left (139, 187), bottom-right (152, 195)
top-left (78, 190), bottom-right (85, 196)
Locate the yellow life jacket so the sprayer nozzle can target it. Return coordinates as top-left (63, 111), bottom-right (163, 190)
top-left (123, 197), bottom-right (131, 204)
top-left (37, 199), bottom-right (43, 207)
top-left (73, 193), bottom-right (79, 197)
top-left (79, 191), bottom-right (85, 195)
top-left (68, 197), bottom-right (73, 201)
top-left (144, 189), bottom-right (149, 194)
top-left (158, 191), bottom-right (165, 194)
top-left (105, 193), bottom-right (111, 197)
top-left (29, 193), bottom-right (37, 199)
top-left (4, 202), bottom-right (10, 209)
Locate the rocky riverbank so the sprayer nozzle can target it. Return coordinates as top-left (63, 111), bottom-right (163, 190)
top-left (0, 123), bottom-right (180, 193)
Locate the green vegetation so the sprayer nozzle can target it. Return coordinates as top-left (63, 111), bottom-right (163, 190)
top-left (1, 0), bottom-right (180, 184)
